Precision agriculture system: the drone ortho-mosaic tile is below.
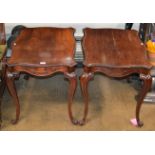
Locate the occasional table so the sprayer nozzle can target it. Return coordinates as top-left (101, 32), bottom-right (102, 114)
top-left (80, 28), bottom-right (152, 126)
top-left (4, 27), bottom-right (78, 126)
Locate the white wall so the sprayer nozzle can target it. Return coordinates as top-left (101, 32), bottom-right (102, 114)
top-left (5, 23), bottom-right (140, 36)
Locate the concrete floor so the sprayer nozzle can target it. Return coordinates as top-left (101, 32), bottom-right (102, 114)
top-left (1, 70), bottom-right (155, 131)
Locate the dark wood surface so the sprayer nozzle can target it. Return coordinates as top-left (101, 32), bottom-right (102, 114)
top-left (82, 28), bottom-right (151, 69)
top-left (3, 27), bottom-right (78, 127)
top-left (8, 27), bottom-right (76, 67)
top-left (80, 28), bottom-right (152, 127)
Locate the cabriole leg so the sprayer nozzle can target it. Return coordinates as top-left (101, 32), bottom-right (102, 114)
top-left (79, 72), bottom-right (94, 125)
top-left (65, 72), bottom-right (78, 125)
top-left (136, 74), bottom-right (152, 127)
top-left (6, 72), bottom-right (20, 125)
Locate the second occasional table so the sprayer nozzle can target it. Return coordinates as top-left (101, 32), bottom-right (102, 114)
top-left (80, 28), bottom-right (152, 127)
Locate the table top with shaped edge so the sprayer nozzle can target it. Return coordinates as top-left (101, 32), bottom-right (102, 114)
top-left (82, 28), bottom-right (152, 69)
top-left (7, 27), bottom-right (77, 68)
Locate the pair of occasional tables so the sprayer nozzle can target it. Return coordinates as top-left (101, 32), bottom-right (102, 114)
top-left (0, 27), bottom-right (152, 128)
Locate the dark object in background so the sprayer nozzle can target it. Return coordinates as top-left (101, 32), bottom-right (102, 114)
top-left (11, 25), bottom-right (26, 36)
top-left (7, 25), bottom-right (26, 49)
top-left (125, 23), bottom-right (133, 30)
top-left (139, 23), bottom-right (155, 43)
top-left (138, 23), bottom-right (148, 42)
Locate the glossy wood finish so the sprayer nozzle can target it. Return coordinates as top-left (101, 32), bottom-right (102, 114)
top-left (80, 28), bottom-right (152, 126)
top-left (5, 27), bottom-right (78, 125)
top-left (8, 27), bottom-right (76, 67)
top-left (83, 29), bottom-right (151, 68)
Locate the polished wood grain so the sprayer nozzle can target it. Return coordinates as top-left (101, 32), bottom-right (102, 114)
top-left (8, 27), bottom-right (76, 67)
top-left (82, 28), bottom-right (151, 68)
top-left (5, 27), bottom-right (78, 126)
top-left (80, 28), bottom-right (152, 126)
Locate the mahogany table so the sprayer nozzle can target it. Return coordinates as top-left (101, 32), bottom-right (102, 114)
top-left (4, 27), bottom-right (78, 126)
top-left (80, 28), bottom-right (152, 126)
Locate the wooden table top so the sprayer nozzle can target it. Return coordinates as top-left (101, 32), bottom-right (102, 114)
top-left (7, 27), bottom-right (76, 67)
top-left (82, 28), bottom-right (152, 69)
